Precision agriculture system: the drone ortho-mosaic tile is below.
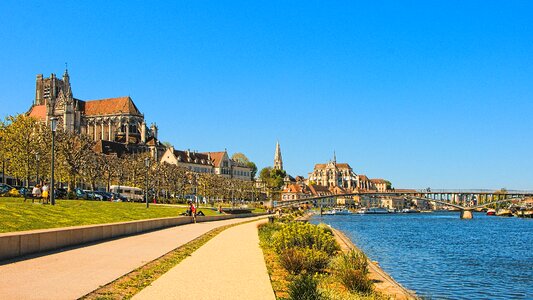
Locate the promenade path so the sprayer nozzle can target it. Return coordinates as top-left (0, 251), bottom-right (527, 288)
top-left (0, 215), bottom-right (267, 300)
top-left (134, 219), bottom-right (275, 300)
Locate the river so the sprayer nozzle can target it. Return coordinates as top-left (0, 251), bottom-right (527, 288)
top-left (311, 212), bottom-right (533, 300)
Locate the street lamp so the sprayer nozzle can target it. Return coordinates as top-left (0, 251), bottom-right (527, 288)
top-left (35, 153), bottom-right (40, 185)
top-left (50, 117), bottom-right (58, 205)
top-left (144, 157), bottom-right (150, 208)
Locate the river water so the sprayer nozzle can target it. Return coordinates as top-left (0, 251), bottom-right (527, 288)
top-left (311, 212), bottom-right (533, 300)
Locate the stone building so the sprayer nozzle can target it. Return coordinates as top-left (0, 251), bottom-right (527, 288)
top-left (160, 148), bottom-right (253, 181)
top-left (160, 147), bottom-right (214, 174)
top-left (27, 70), bottom-right (164, 157)
top-left (307, 153), bottom-right (358, 190)
top-left (203, 150), bottom-right (252, 181)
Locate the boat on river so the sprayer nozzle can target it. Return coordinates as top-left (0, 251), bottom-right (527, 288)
top-left (358, 207), bottom-right (389, 214)
top-left (401, 208), bottom-right (420, 213)
top-left (486, 209), bottom-right (496, 216)
top-left (323, 208), bottom-right (352, 215)
top-left (496, 209), bottom-right (513, 217)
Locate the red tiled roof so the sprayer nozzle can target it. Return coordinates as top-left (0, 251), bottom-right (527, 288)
top-left (203, 152), bottom-right (226, 167)
top-left (28, 105), bottom-right (46, 120)
top-left (335, 163), bottom-right (352, 169)
top-left (370, 179), bottom-right (387, 184)
top-left (84, 97), bottom-right (141, 116)
top-left (358, 175), bottom-right (369, 181)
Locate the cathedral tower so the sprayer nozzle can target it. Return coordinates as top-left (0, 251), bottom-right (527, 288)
top-left (274, 141), bottom-right (283, 170)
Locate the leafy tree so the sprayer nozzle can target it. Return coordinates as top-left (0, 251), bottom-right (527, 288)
top-left (55, 130), bottom-right (96, 192)
top-left (259, 167), bottom-right (287, 200)
top-left (232, 152), bottom-right (257, 179)
top-left (1, 115), bottom-right (46, 198)
top-left (231, 152), bottom-right (249, 164)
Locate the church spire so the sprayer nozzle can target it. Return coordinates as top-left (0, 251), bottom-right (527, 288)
top-left (333, 150), bottom-right (336, 164)
top-left (274, 141), bottom-right (283, 171)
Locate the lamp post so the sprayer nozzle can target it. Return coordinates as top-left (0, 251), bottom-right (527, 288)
top-left (50, 117), bottom-right (58, 206)
top-left (1, 157), bottom-right (5, 184)
top-left (144, 157), bottom-right (150, 208)
top-left (35, 153), bottom-right (40, 185)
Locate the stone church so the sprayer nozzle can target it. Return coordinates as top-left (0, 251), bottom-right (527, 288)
top-left (27, 69), bottom-right (164, 157)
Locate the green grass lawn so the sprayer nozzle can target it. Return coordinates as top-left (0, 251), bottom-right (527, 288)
top-left (0, 197), bottom-right (220, 233)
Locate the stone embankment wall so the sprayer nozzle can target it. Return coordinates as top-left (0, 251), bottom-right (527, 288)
top-left (0, 213), bottom-right (265, 262)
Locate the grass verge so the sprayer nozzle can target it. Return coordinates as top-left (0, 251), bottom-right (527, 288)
top-left (0, 197), bottom-right (219, 233)
top-left (81, 218), bottom-right (260, 300)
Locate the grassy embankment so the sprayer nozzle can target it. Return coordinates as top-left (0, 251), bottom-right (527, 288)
top-left (259, 211), bottom-right (388, 300)
top-left (0, 197), bottom-right (220, 233)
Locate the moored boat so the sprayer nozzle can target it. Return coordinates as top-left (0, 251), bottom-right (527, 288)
top-left (358, 207), bottom-right (389, 214)
top-left (401, 208), bottom-right (420, 213)
top-left (486, 209), bottom-right (496, 216)
top-left (495, 209), bottom-right (513, 217)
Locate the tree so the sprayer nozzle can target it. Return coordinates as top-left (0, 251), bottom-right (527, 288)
top-left (231, 153), bottom-right (249, 164)
top-left (55, 130), bottom-right (96, 192)
top-left (232, 153), bottom-right (257, 179)
top-left (259, 167), bottom-right (287, 200)
top-left (1, 115), bottom-right (46, 199)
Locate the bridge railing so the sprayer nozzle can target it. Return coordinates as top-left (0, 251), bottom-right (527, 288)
top-left (401, 189), bottom-right (533, 194)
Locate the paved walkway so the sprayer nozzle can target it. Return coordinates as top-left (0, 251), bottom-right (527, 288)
top-left (0, 215), bottom-right (267, 300)
top-left (134, 219), bottom-right (275, 300)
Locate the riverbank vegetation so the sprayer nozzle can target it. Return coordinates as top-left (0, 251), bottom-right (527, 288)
top-left (258, 211), bottom-right (387, 300)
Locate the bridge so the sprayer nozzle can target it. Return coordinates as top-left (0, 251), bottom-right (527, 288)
top-left (273, 189), bottom-right (533, 219)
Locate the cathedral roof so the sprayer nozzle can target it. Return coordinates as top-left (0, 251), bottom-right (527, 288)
top-left (27, 105), bottom-right (47, 120)
top-left (370, 178), bottom-right (387, 184)
top-left (358, 175), bottom-right (369, 181)
top-left (84, 96), bottom-right (142, 116)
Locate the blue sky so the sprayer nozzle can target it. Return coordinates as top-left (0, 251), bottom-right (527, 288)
top-left (1, 1), bottom-right (532, 189)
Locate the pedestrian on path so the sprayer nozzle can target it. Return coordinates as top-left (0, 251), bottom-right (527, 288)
top-left (32, 185), bottom-right (42, 203)
top-left (42, 183), bottom-right (49, 204)
top-left (190, 202), bottom-right (197, 223)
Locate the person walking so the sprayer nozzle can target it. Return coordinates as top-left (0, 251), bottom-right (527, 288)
top-left (42, 183), bottom-right (49, 204)
top-left (190, 202), bottom-right (197, 223)
top-left (32, 185), bottom-right (42, 203)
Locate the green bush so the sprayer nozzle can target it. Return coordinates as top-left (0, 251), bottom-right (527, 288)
top-left (271, 222), bottom-right (339, 255)
top-left (330, 250), bottom-right (373, 294)
top-left (279, 248), bottom-right (306, 274)
top-left (288, 274), bottom-right (325, 300)
top-left (258, 222), bottom-right (282, 248)
top-left (279, 247), bottom-right (331, 275)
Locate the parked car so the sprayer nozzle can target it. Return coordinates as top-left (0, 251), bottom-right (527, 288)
top-left (111, 193), bottom-right (128, 202)
top-left (94, 191), bottom-right (112, 201)
top-left (85, 190), bottom-right (104, 201)
top-left (0, 183), bottom-right (14, 195)
top-left (55, 188), bottom-right (68, 199)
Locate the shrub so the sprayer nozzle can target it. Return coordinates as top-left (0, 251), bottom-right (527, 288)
top-left (272, 222), bottom-right (339, 255)
top-left (330, 250), bottom-right (373, 294)
top-left (279, 248), bottom-right (306, 274)
top-left (288, 274), bottom-right (325, 300)
top-left (303, 248), bottom-right (330, 274)
top-left (279, 248), bottom-right (331, 275)
top-left (258, 222), bottom-right (282, 248)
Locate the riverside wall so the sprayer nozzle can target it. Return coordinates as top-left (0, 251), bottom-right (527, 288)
top-left (0, 213), bottom-right (266, 262)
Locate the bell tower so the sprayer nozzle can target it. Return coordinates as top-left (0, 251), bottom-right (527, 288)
top-left (274, 141), bottom-right (283, 171)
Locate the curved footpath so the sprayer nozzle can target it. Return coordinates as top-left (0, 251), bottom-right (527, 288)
top-left (133, 219), bottom-right (275, 300)
top-left (0, 215), bottom-right (267, 300)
